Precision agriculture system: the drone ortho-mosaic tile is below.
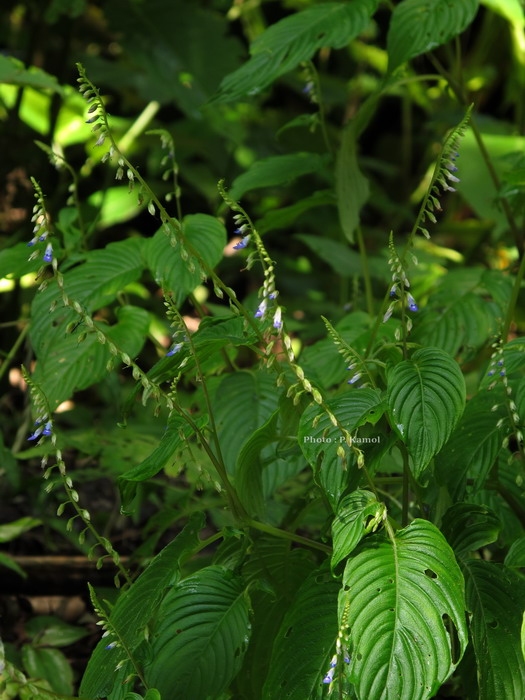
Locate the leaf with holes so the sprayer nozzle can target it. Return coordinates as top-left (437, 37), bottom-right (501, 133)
top-left (145, 566), bottom-right (251, 699)
top-left (387, 0), bottom-right (479, 73)
top-left (464, 560), bottom-right (525, 699)
top-left (341, 519), bottom-right (468, 700)
top-left (386, 347), bottom-right (466, 483)
top-left (212, 0), bottom-right (379, 103)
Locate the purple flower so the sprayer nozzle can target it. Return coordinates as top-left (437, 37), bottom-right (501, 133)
top-left (233, 235), bottom-right (250, 250)
top-left (273, 307), bottom-right (282, 330)
top-left (322, 667), bottom-right (335, 684)
top-left (348, 373), bottom-right (361, 385)
top-left (407, 293), bottom-right (418, 312)
top-left (255, 299), bottom-right (267, 319)
top-left (42, 421), bottom-right (52, 437)
top-left (43, 243), bottom-right (53, 263)
top-left (166, 342), bottom-right (183, 357)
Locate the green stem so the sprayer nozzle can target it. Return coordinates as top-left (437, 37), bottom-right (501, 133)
top-left (246, 518), bottom-right (332, 554)
top-left (0, 323), bottom-right (29, 384)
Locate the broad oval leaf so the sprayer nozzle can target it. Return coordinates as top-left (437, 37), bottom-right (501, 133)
top-left (332, 490), bottom-right (386, 570)
top-left (336, 124), bottom-right (369, 244)
top-left (146, 566), bottom-right (251, 700)
top-left (386, 347), bottom-right (466, 482)
top-left (464, 560), bottom-right (525, 699)
top-left (387, 0), bottom-right (479, 73)
top-left (341, 519), bottom-right (468, 700)
top-left (213, 0), bottom-right (379, 103)
top-left (262, 564), bottom-right (340, 699)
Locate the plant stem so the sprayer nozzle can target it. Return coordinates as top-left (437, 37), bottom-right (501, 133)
top-left (356, 225), bottom-right (374, 316)
top-left (246, 518), bottom-right (332, 554)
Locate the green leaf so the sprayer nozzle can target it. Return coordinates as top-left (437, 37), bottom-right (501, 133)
top-left (0, 242), bottom-right (43, 280)
top-left (464, 560), bottom-right (525, 699)
top-left (387, 0), bottom-right (479, 73)
top-left (146, 566), bottom-right (251, 700)
top-left (386, 347), bottom-right (466, 482)
top-left (341, 519), bottom-right (468, 700)
top-left (505, 536), bottom-right (525, 568)
top-left (440, 503), bottom-right (501, 559)
top-left (88, 186), bottom-right (143, 228)
top-left (0, 552), bottom-right (27, 578)
top-left (0, 517), bottom-right (41, 543)
top-left (336, 124), bottom-right (370, 244)
top-left (481, 0), bottom-right (524, 26)
top-left (257, 190), bottom-right (335, 235)
top-left (79, 514), bottom-right (204, 699)
top-left (146, 214), bottom-right (225, 305)
top-left (435, 386), bottom-right (509, 501)
top-left (25, 615), bottom-right (89, 647)
top-left (213, 371), bottom-right (279, 474)
top-left (262, 564), bottom-right (340, 699)
top-left (299, 388), bottom-right (385, 507)
top-left (412, 273), bottom-right (503, 362)
top-left (213, 0), bottom-right (379, 103)
top-left (229, 152), bottom-right (330, 201)
top-left (331, 490), bottom-right (386, 570)
top-left (236, 409), bottom-right (280, 516)
top-left (21, 645), bottom-right (73, 696)
top-left (31, 304), bottom-right (149, 409)
top-left (118, 412), bottom-right (201, 512)
top-left (0, 55), bottom-right (63, 93)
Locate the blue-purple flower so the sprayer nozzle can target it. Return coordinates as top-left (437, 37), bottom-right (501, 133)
top-left (233, 235), bottom-right (251, 250)
top-left (43, 243), bottom-right (53, 263)
top-left (406, 293), bottom-right (418, 312)
top-left (28, 419), bottom-right (52, 441)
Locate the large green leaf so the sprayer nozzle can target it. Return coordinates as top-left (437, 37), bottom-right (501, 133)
top-left (435, 387), bottom-right (509, 500)
top-left (229, 152), bottom-right (330, 201)
top-left (386, 347), bottom-right (466, 482)
top-left (212, 371), bottom-right (279, 474)
top-left (21, 646), bottom-right (73, 696)
top-left (79, 514), bottom-right (204, 699)
top-left (299, 388), bottom-right (386, 507)
top-left (30, 304), bottom-right (149, 409)
top-left (336, 124), bottom-right (369, 244)
top-left (341, 519), bottom-right (468, 700)
top-left (0, 55), bottom-right (63, 92)
top-left (331, 490), bottom-right (386, 570)
top-left (464, 560), bottom-right (525, 699)
top-left (30, 237), bottom-right (145, 358)
top-left (145, 214), bottom-right (225, 305)
top-left (387, 0), bottom-right (479, 73)
top-left (146, 566), bottom-right (251, 699)
top-left (412, 284), bottom-right (502, 363)
top-left (213, 0), bottom-right (379, 103)
top-left (238, 539), bottom-right (316, 699)
top-left (262, 564), bottom-right (340, 699)
top-left (440, 503), bottom-right (501, 559)
top-left (118, 412), bottom-right (201, 512)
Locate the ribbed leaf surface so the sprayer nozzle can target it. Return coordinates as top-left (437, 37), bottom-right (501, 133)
top-left (435, 387), bottom-right (508, 500)
top-left (386, 347), bottom-right (465, 482)
top-left (79, 514), bottom-right (205, 698)
top-left (387, 0), bottom-right (479, 72)
top-left (146, 214), bottom-right (225, 305)
top-left (464, 560), bottom-right (525, 699)
top-left (213, 0), bottom-right (379, 102)
top-left (31, 305), bottom-right (149, 409)
top-left (262, 565), bottom-right (340, 699)
top-left (146, 566), bottom-right (251, 699)
top-left (342, 519), bottom-right (468, 700)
